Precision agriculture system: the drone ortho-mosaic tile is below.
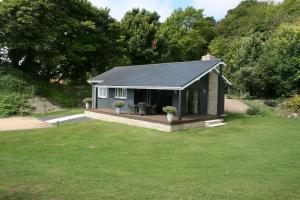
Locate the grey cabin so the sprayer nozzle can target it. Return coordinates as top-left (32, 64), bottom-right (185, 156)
top-left (88, 54), bottom-right (230, 120)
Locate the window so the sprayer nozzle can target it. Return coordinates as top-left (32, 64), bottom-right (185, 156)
top-left (98, 87), bottom-right (108, 98)
top-left (115, 88), bottom-right (127, 99)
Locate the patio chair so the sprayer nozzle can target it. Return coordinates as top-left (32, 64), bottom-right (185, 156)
top-left (128, 104), bottom-right (137, 115)
top-left (149, 104), bottom-right (157, 115)
top-left (138, 102), bottom-right (146, 115)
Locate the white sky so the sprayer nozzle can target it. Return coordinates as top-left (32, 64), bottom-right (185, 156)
top-left (89, 0), bottom-right (284, 21)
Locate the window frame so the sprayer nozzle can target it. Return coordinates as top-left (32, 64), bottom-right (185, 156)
top-left (98, 87), bottom-right (108, 99)
top-left (115, 88), bottom-right (127, 99)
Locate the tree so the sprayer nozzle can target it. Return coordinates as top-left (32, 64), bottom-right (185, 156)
top-left (0, 0), bottom-right (120, 83)
top-left (210, 0), bottom-right (300, 97)
top-left (158, 7), bottom-right (216, 62)
top-left (255, 21), bottom-right (300, 97)
top-left (120, 8), bottom-right (161, 65)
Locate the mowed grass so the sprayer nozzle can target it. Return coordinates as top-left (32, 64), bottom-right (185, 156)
top-left (0, 114), bottom-right (299, 200)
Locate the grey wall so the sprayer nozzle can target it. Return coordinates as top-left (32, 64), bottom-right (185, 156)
top-left (93, 87), bottom-right (134, 111)
top-left (179, 74), bottom-right (209, 116)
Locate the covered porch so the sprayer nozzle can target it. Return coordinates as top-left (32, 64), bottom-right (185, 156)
top-left (86, 108), bottom-right (221, 125)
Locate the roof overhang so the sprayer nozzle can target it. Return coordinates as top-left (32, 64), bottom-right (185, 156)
top-left (88, 61), bottom-right (231, 90)
top-left (180, 62), bottom-right (231, 90)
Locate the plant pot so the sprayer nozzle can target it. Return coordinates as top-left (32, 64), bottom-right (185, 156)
top-left (167, 113), bottom-right (174, 122)
top-left (85, 102), bottom-right (90, 109)
top-left (116, 107), bottom-right (121, 114)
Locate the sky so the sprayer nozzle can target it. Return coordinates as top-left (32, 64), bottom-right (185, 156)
top-left (89, 0), bottom-right (284, 21)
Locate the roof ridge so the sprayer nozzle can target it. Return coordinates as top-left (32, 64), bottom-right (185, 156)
top-left (113, 59), bottom-right (222, 69)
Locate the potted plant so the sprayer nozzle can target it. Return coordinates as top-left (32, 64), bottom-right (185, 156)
top-left (162, 106), bottom-right (177, 122)
top-left (83, 98), bottom-right (92, 109)
top-left (113, 101), bottom-right (125, 114)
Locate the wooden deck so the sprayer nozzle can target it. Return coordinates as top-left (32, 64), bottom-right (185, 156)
top-left (86, 108), bottom-right (221, 125)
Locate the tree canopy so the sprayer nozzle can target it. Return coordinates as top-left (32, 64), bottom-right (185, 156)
top-left (210, 0), bottom-right (300, 97)
top-left (0, 0), bottom-right (120, 83)
top-left (158, 7), bottom-right (216, 62)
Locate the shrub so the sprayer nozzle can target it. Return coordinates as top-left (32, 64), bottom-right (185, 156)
top-left (0, 92), bottom-right (33, 117)
top-left (162, 106), bottom-right (177, 114)
top-left (83, 98), bottom-right (92, 103)
top-left (113, 101), bottom-right (125, 108)
top-left (285, 94), bottom-right (300, 112)
top-left (264, 99), bottom-right (277, 107)
top-left (246, 105), bottom-right (263, 115)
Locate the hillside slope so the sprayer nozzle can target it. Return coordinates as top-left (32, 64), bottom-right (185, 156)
top-left (0, 65), bottom-right (91, 117)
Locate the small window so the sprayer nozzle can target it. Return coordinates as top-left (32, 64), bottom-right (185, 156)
top-left (115, 88), bottom-right (127, 99)
top-left (98, 87), bottom-right (108, 98)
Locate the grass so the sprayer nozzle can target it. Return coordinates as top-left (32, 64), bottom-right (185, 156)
top-left (0, 114), bottom-right (299, 199)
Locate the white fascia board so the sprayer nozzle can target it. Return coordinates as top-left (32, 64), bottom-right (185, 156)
top-left (214, 68), bottom-right (232, 85)
top-left (92, 85), bottom-right (181, 90)
top-left (181, 62), bottom-right (227, 90)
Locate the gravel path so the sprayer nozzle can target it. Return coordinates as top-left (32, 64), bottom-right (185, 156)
top-left (225, 98), bottom-right (249, 114)
top-left (0, 117), bottom-right (53, 132)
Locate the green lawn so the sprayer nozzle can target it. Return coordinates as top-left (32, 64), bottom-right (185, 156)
top-left (0, 114), bottom-right (299, 200)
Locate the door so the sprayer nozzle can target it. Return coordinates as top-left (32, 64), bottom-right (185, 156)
top-left (185, 89), bottom-right (199, 115)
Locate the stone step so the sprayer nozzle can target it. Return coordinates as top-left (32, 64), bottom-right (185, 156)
top-left (205, 123), bottom-right (227, 128)
top-left (204, 119), bottom-right (224, 125)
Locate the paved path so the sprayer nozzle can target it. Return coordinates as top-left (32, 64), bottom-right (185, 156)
top-left (43, 114), bottom-right (90, 124)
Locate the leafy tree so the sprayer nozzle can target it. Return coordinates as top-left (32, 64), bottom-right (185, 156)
top-left (210, 0), bottom-right (300, 97)
top-left (255, 21), bottom-right (300, 97)
top-left (158, 7), bottom-right (216, 62)
top-left (120, 8), bottom-right (161, 65)
top-left (0, 0), bottom-right (120, 83)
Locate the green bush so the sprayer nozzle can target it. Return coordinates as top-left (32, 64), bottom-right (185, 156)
top-left (83, 98), bottom-right (92, 103)
top-left (113, 101), bottom-right (125, 108)
top-left (264, 100), bottom-right (277, 107)
top-left (162, 106), bottom-right (177, 114)
top-left (246, 105), bottom-right (263, 115)
top-left (0, 92), bottom-right (33, 117)
top-left (284, 94), bottom-right (300, 112)
top-left (0, 65), bottom-right (91, 117)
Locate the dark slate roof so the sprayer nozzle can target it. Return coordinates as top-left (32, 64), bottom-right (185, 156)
top-left (89, 59), bottom-right (223, 88)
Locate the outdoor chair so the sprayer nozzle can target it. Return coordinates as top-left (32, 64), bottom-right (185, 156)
top-left (148, 104), bottom-right (157, 115)
top-left (138, 102), bottom-right (146, 115)
top-left (128, 104), bottom-right (137, 115)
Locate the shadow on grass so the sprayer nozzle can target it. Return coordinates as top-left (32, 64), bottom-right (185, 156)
top-left (0, 190), bottom-right (34, 200)
top-left (224, 112), bottom-right (247, 123)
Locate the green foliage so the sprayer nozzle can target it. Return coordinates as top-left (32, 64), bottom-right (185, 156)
top-left (254, 21), bottom-right (300, 97)
top-left (120, 8), bottom-right (160, 65)
top-left (113, 100), bottom-right (125, 108)
top-left (0, 0), bottom-right (120, 83)
top-left (162, 106), bottom-right (177, 114)
top-left (158, 7), bottom-right (216, 62)
top-left (263, 100), bottom-right (277, 107)
top-left (0, 64), bottom-right (90, 117)
top-left (0, 92), bottom-right (33, 117)
top-left (284, 94), bottom-right (300, 112)
top-left (210, 0), bottom-right (300, 98)
top-left (246, 105), bottom-right (264, 115)
top-left (83, 98), bottom-right (92, 103)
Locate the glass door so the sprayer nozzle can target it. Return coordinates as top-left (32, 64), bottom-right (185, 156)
top-left (185, 89), bottom-right (199, 115)
top-left (192, 89), bottom-right (199, 114)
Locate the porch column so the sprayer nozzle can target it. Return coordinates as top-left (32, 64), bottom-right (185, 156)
top-left (178, 90), bottom-right (182, 120)
top-left (92, 86), bottom-right (98, 109)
